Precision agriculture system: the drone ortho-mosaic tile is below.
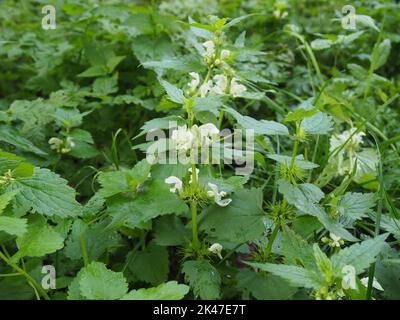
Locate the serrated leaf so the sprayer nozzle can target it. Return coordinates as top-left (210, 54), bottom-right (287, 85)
top-left (128, 242), bottom-right (169, 286)
top-left (0, 190), bottom-right (19, 214)
top-left (0, 125), bottom-right (47, 156)
top-left (278, 180), bottom-right (357, 241)
top-left (284, 108), bottom-right (318, 122)
top-left (7, 168), bottom-right (82, 218)
top-left (160, 80), bottom-right (185, 104)
top-left (0, 216), bottom-right (27, 236)
top-left (225, 107), bottom-right (289, 136)
top-left (182, 260), bottom-right (221, 300)
top-left (246, 262), bottom-right (323, 289)
top-left (122, 281), bottom-right (189, 300)
top-left (13, 216), bottom-right (64, 260)
top-left (78, 262), bottom-right (128, 300)
top-left (338, 192), bottom-right (376, 221)
top-left (281, 226), bottom-right (315, 270)
top-left (200, 188), bottom-right (265, 242)
top-left (301, 112), bottom-right (333, 135)
top-left (235, 269), bottom-right (297, 300)
top-left (331, 234), bottom-right (388, 275)
top-left (108, 180), bottom-right (188, 228)
top-left (268, 154), bottom-right (319, 170)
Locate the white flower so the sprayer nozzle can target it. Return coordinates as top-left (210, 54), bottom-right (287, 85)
top-left (208, 243), bottom-right (223, 259)
top-left (211, 74), bottom-right (228, 95)
top-left (202, 40), bottom-right (215, 58)
top-left (188, 72), bottom-right (200, 91)
top-left (341, 265), bottom-right (357, 290)
top-left (207, 182), bottom-right (232, 207)
top-left (48, 137), bottom-right (63, 150)
top-left (199, 80), bottom-right (213, 97)
top-left (49, 137), bottom-right (74, 154)
top-left (329, 233), bottom-right (342, 247)
top-left (361, 277), bottom-right (384, 291)
top-left (165, 176), bottom-right (183, 193)
top-left (188, 167), bottom-right (199, 184)
top-left (330, 128), bottom-right (365, 153)
top-left (171, 125), bottom-right (194, 153)
top-left (220, 49), bottom-right (231, 60)
top-left (230, 78), bottom-right (247, 97)
top-left (188, 123), bottom-right (220, 149)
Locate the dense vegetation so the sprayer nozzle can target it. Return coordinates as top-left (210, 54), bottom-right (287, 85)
top-left (0, 0), bottom-right (399, 300)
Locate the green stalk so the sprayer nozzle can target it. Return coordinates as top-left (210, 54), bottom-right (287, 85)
top-left (190, 164), bottom-right (199, 249)
top-left (264, 221), bottom-right (280, 261)
top-left (366, 134), bottom-right (384, 299)
top-left (79, 233), bottom-right (89, 267)
top-left (0, 250), bottom-right (50, 300)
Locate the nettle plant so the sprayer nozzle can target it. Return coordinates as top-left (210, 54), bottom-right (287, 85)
top-left (0, 5), bottom-right (398, 300)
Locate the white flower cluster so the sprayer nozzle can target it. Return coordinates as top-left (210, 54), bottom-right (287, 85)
top-left (341, 265), bottom-right (384, 291)
top-left (202, 40), bottom-right (230, 66)
top-left (329, 128), bottom-right (366, 175)
top-left (170, 123), bottom-right (220, 153)
top-left (164, 169), bottom-right (232, 207)
top-left (48, 137), bottom-right (75, 154)
top-left (207, 182), bottom-right (232, 207)
top-left (188, 72), bottom-right (246, 98)
top-left (330, 128), bottom-right (365, 152)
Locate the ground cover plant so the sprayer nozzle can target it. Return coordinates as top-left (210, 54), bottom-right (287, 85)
top-left (0, 0), bottom-right (399, 300)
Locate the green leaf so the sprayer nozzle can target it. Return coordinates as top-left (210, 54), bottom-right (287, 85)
top-left (311, 39), bottom-right (334, 50)
top-left (301, 112), bottom-right (333, 135)
top-left (356, 15), bottom-right (379, 32)
top-left (13, 216), bottom-right (64, 260)
top-left (7, 168), bottom-right (82, 218)
top-left (268, 154), bottom-right (319, 170)
top-left (200, 188), bottom-right (265, 242)
top-left (108, 180), bottom-right (188, 228)
top-left (182, 260), bottom-right (221, 300)
top-left (284, 108), bottom-right (318, 122)
top-left (0, 125), bottom-right (47, 156)
top-left (338, 192), bottom-right (376, 221)
top-left (313, 244), bottom-right (333, 278)
top-left (160, 80), bottom-right (185, 104)
top-left (278, 180), bottom-right (357, 241)
top-left (225, 107), bottom-right (289, 136)
top-left (373, 39), bottom-right (391, 70)
top-left (0, 190), bottom-right (19, 214)
top-left (78, 262), bottom-right (128, 300)
top-left (64, 219), bottom-right (120, 261)
top-left (77, 65), bottom-right (108, 78)
top-left (153, 215), bottom-right (191, 246)
top-left (0, 216), bottom-right (27, 236)
top-left (246, 262), bottom-right (323, 289)
top-left (235, 269), bottom-right (297, 300)
top-left (281, 226), bottom-right (315, 270)
top-left (331, 234), bottom-right (388, 275)
top-left (128, 242), bottom-right (169, 286)
top-left (122, 281), bottom-right (189, 300)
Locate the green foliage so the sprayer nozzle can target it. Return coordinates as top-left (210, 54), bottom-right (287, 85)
top-left (0, 0), bottom-right (399, 301)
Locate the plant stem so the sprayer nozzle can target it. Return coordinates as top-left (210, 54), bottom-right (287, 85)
top-left (79, 233), bottom-right (89, 267)
top-left (264, 221), bottom-right (280, 261)
top-left (190, 164), bottom-right (199, 249)
top-left (0, 250), bottom-right (50, 300)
